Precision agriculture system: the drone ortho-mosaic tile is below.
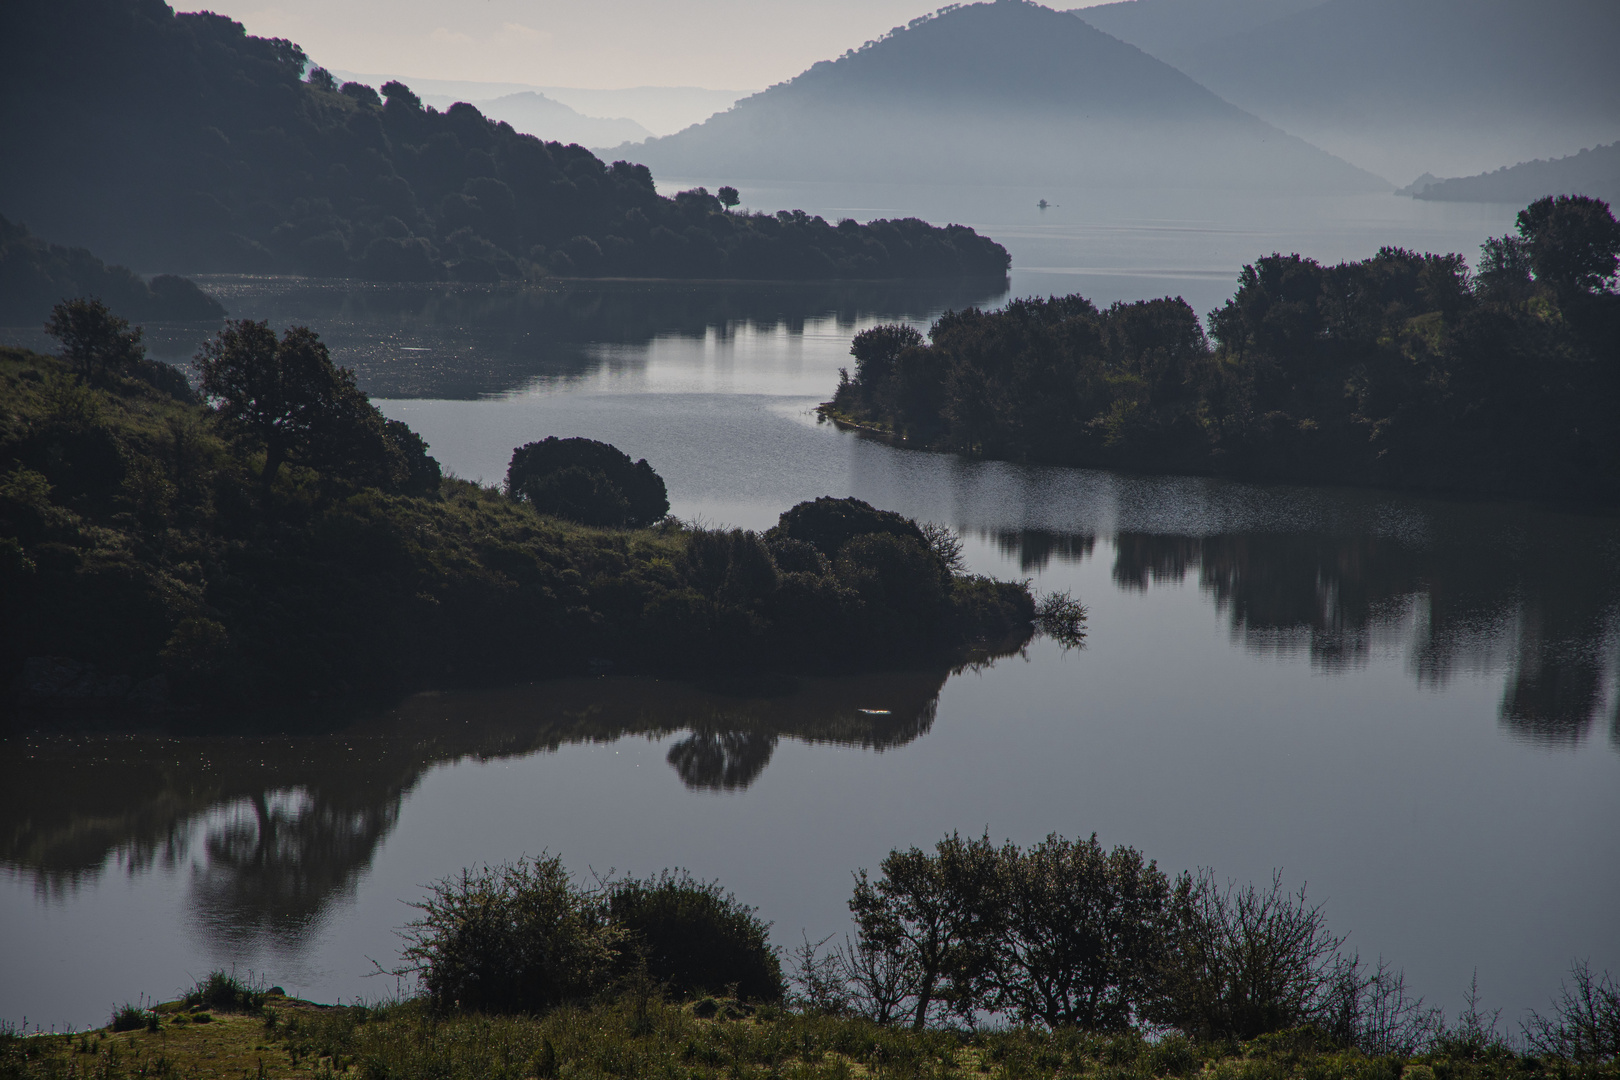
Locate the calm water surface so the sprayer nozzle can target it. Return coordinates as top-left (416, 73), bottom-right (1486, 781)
top-left (3, 188), bottom-right (1615, 1032)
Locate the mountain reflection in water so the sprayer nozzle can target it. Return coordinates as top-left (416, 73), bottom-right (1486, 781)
top-left (0, 667), bottom-right (968, 947)
top-left (987, 524), bottom-right (1620, 750)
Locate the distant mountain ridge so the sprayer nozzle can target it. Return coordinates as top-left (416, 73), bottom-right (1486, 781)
top-left (624, 0), bottom-right (1381, 190)
top-left (1072, 0), bottom-right (1323, 70)
top-left (1081, 0), bottom-right (1620, 178)
top-left (415, 91), bottom-right (653, 149)
top-left (1410, 143), bottom-right (1620, 206)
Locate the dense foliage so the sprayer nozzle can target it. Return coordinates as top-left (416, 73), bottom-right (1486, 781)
top-left (825, 196), bottom-right (1620, 502)
top-left (0, 215), bottom-right (223, 325)
top-left (507, 437), bottom-right (670, 529)
top-left (402, 859), bottom-right (782, 1014)
top-left (403, 856), bottom-right (626, 1015)
top-left (0, 319), bottom-right (1032, 714)
top-left (0, 0), bottom-right (1009, 282)
top-left (606, 872), bottom-right (785, 1003)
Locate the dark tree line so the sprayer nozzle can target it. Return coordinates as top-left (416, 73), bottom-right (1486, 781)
top-left (0, 0), bottom-right (1008, 283)
top-left (825, 196), bottom-right (1620, 502)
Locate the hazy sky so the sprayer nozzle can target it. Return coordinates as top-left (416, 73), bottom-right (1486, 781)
top-left (199, 0), bottom-right (1109, 90)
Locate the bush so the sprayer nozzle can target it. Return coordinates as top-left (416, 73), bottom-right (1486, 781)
top-left (1151, 870), bottom-right (1346, 1041)
top-left (108, 1002), bottom-right (151, 1032)
top-left (183, 971), bottom-right (267, 1013)
top-left (605, 871), bottom-right (785, 1003)
top-left (765, 496), bottom-right (926, 559)
top-left (402, 855), bottom-right (623, 1014)
top-left (1524, 962), bottom-right (1620, 1063)
top-left (506, 437), bottom-right (669, 528)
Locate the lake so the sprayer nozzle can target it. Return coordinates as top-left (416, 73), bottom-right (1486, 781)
top-left (3, 184), bottom-right (1615, 1034)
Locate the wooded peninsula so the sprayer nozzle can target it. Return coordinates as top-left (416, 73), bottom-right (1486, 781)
top-left (823, 196), bottom-right (1620, 503)
top-left (0, 303), bottom-right (1042, 720)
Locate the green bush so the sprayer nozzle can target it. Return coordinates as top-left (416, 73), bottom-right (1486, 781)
top-left (402, 855), bottom-right (622, 1014)
top-left (506, 437), bottom-right (669, 528)
top-left (108, 1003), bottom-right (150, 1032)
top-left (606, 871), bottom-right (785, 1003)
top-left (183, 971), bottom-right (267, 1013)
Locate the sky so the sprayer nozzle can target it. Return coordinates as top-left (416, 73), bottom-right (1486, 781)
top-left (196, 0), bottom-right (1111, 91)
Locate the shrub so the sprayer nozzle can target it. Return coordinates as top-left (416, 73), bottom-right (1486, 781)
top-left (766, 496), bottom-right (927, 559)
top-left (183, 971), bottom-right (267, 1013)
top-left (402, 855), bottom-right (623, 1014)
top-left (1524, 962), bottom-right (1620, 1063)
top-left (605, 871), bottom-right (784, 1003)
top-left (1150, 870), bottom-right (1346, 1041)
top-left (506, 437), bottom-right (669, 527)
top-left (109, 1003), bottom-right (150, 1032)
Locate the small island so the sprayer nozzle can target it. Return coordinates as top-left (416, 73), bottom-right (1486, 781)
top-left (822, 195), bottom-right (1620, 504)
top-left (1, 302), bottom-right (1038, 719)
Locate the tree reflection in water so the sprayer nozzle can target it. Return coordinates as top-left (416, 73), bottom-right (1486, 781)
top-left (987, 523), bottom-right (1620, 749)
top-left (0, 661), bottom-right (986, 947)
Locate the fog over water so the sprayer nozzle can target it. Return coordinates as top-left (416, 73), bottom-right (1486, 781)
top-left (2, 184), bottom-right (1615, 1035)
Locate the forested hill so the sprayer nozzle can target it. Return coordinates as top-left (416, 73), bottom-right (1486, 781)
top-left (1119, 0), bottom-right (1620, 179)
top-left (623, 0), bottom-right (1381, 190)
top-left (1413, 143), bottom-right (1620, 206)
top-left (0, 0), bottom-right (1008, 282)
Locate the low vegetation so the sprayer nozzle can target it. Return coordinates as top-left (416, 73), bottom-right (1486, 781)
top-left (0, 306), bottom-right (1034, 717)
top-left (823, 195), bottom-right (1620, 503)
top-left (5, 840), bottom-right (1616, 1080)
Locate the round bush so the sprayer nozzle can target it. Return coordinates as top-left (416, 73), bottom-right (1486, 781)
top-left (765, 496), bottom-right (926, 558)
top-left (605, 871), bottom-right (784, 1002)
top-left (506, 437), bottom-right (669, 528)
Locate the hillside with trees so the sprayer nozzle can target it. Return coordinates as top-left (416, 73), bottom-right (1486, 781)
top-left (0, 0), bottom-right (1008, 282)
top-left (822, 196), bottom-right (1620, 503)
top-left (1411, 143), bottom-right (1620, 206)
top-left (623, 0), bottom-right (1380, 190)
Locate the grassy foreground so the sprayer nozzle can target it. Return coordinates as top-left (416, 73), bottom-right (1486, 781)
top-left (4, 993), bottom-right (1610, 1080)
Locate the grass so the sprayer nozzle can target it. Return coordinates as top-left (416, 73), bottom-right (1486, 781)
top-left (5, 990), bottom-right (1615, 1080)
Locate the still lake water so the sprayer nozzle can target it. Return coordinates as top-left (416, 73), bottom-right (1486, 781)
top-left (3, 186), bottom-right (1616, 1032)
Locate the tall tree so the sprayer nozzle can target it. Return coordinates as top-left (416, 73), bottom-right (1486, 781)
top-left (45, 298), bottom-right (145, 386)
top-left (1516, 195), bottom-right (1620, 295)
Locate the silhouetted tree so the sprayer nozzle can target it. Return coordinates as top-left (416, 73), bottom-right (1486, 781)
top-left (981, 834), bottom-right (1173, 1030)
top-left (1516, 195), bottom-right (1620, 294)
top-left (305, 66), bottom-right (336, 92)
top-left (718, 185), bottom-right (741, 211)
top-left (195, 320), bottom-right (430, 491)
top-left (45, 298), bottom-right (144, 386)
top-left (849, 832), bottom-right (1002, 1028)
top-left (506, 436), bottom-right (669, 527)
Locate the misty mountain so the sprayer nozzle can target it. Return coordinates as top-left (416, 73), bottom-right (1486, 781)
top-left (1409, 143), bottom-right (1620, 206)
top-left (1072, 0), bottom-right (1322, 71)
top-left (333, 74), bottom-right (749, 138)
top-left (417, 91), bottom-right (653, 149)
top-left (0, 0), bottom-right (1008, 282)
top-left (1107, 0), bottom-right (1620, 179)
top-left (622, 0), bottom-right (1382, 191)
